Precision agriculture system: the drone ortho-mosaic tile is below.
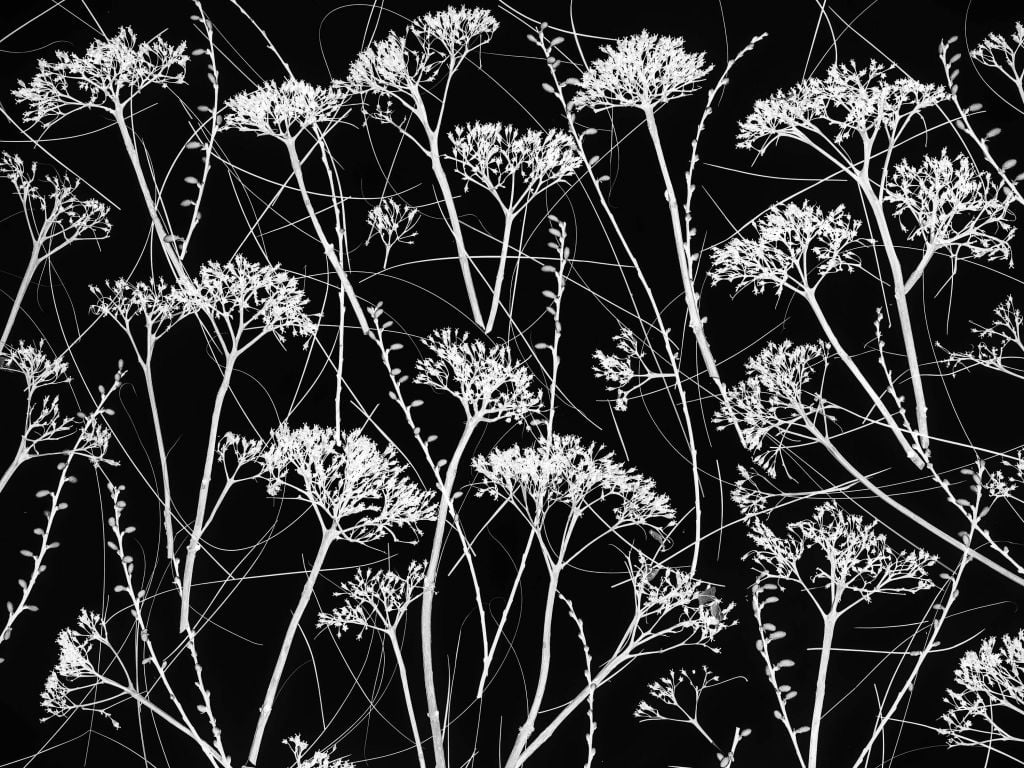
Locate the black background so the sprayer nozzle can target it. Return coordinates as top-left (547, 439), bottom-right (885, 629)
top-left (1, 1), bottom-right (1023, 767)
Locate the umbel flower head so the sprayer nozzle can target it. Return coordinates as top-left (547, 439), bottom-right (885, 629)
top-left (472, 433), bottom-right (676, 532)
top-left (240, 424), bottom-right (435, 543)
top-left (715, 340), bottom-right (831, 477)
top-left (941, 629), bottom-right (1024, 747)
top-left (13, 27), bottom-right (187, 126)
top-left (945, 295), bottom-right (1024, 378)
top-left (40, 609), bottom-right (119, 728)
top-left (366, 198), bottom-right (419, 250)
top-left (1, 340), bottom-right (69, 390)
top-left (746, 501), bottom-right (936, 604)
top-left (572, 31), bottom-right (712, 112)
top-left (224, 78), bottom-right (349, 139)
top-left (886, 150), bottom-right (1015, 265)
top-left (176, 255), bottom-right (315, 342)
top-left (447, 122), bottom-right (581, 210)
top-left (1, 153), bottom-right (111, 250)
top-left (592, 327), bottom-right (641, 412)
top-left (737, 60), bottom-right (948, 153)
top-left (283, 735), bottom-right (356, 768)
top-left (345, 6), bottom-right (497, 101)
top-left (709, 201), bottom-right (861, 296)
top-left (971, 22), bottom-right (1024, 79)
top-left (414, 328), bottom-right (540, 422)
top-left (317, 561), bottom-right (426, 639)
top-left (90, 278), bottom-right (192, 336)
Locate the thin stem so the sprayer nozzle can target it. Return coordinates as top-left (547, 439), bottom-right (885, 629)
top-left (0, 246), bottom-right (41, 350)
top-left (484, 210), bottom-right (516, 333)
top-left (179, 349), bottom-right (237, 632)
top-left (245, 528), bottom-right (335, 767)
top-left (807, 610), bottom-right (837, 768)
top-left (387, 627), bottom-right (428, 768)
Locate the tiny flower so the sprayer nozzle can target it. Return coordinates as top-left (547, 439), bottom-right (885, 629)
top-left (571, 31), bottom-right (712, 112)
top-left (224, 78), bottom-right (348, 139)
top-left (13, 27), bottom-right (187, 126)
top-left (414, 328), bottom-right (540, 422)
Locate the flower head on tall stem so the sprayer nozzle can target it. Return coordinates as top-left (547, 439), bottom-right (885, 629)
top-left (238, 424), bottom-right (435, 543)
top-left (224, 78), bottom-right (350, 140)
top-left (886, 150), bottom-right (1015, 265)
top-left (944, 295), bottom-right (1024, 378)
top-left (571, 31), bottom-right (712, 112)
top-left (366, 198), bottom-right (420, 251)
top-left (709, 201), bottom-right (861, 295)
top-left (13, 27), bottom-right (187, 125)
top-left (414, 328), bottom-right (540, 422)
top-left (90, 278), bottom-right (192, 337)
top-left (737, 60), bottom-right (947, 153)
top-left (317, 561), bottom-right (426, 639)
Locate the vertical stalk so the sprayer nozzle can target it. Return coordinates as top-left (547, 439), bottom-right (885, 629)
top-left (245, 529), bottom-right (335, 767)
top-left (0, 247), bottom-right (40, 350)
top-left (642, 106), bottom-right (723, 389)
top-left (484, 211), bottom-right (516, 333)
top-left (179, 349), bottom-right (237, 632)
top-left (141, 337), bottom-right (178, 564)
top-left (857, 174), bottom-right (929, 451)
top-left (387, 627), bottom-right (428, 768)
top-left (420, 416), bottom-right (481, 768)
top-left (807, 611), bottom-right (837, 768)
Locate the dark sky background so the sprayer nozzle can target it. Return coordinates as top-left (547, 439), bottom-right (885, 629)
top-left (1, 1), bottom-right (1023, 767)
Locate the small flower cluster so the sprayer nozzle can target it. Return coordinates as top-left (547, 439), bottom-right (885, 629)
top-left (447, 122), bottom-right (581, 208)
top-left (1, 153), bottom-right (111, 247)
top-left (945, 295), bottom-right (1023, 377)
top-left (90, 278), bottom-right (191, 335)
top-left (243, 424), bottom-right (435, 543)
top-left (317, 561), bottom-right (426, 639)
top-left (886, 150), bottom-right (1015, 264)
top-left (571, 31), bottom-right (712, 112)
top-left (1, 341), bottom-right (69, 389)
top-left (709, 201), bottom-right (861, 295)
top-left (366, 198), bottom-right (419, 250)
top-left (737, 61), bottom-right (947, 153)
top-left (941, 629), bottom-right (1024, 747)
top-left (592, 327), bottom-right (641, 411)
top-left (177, 255), bottom-right (316, 341)
top-left (13, 27), bottom-right (187, 126)
top-left (40, 609), bottom-right (116, 727)
top-left (283, 734), bottom-right (356, 768)
top-left (346, 7), bottom-right (497, 102)
top-left (746, 501), bottom-right (936, 602)
top-left (715, 340), bottom-right (831, 477)
top-left (415, 328), bottom-right (540, 422)
top-left (472, 433), bottom-right (676, 531)
top-left (630, 556), bottom-right (731, 643)
top-left (971, 22), bottom-right (1024, 80)
top-left (224, 78), bottom-right (348, 139)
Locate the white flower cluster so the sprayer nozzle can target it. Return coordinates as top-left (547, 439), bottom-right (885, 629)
top-left (317, 561), bottom-right (426, 639)
top-left (177, 255), bottom-right (316, 340)
top-left (90, 278), bottom-right (191, 335)
top-left (346, 7), bottom-right (497, 101)
top-left (414, 328), bottom-right (540, 422)
top-left (283, 734), bottom-right (356, 768)
top-left (1, 341), bottom-right (69, 389)
top-left (447, 122), bottom-right (581, 208)
top-left (224, 78), bottom-right (348, 139)
top-left (571, 31), bottom-right (712, 112)
top-left (40, 609), bottom-right (114, 726)
top-left (366, 198), bottom-right (419, 250)
top-left (971, 22), bottom-right (1024, 79)
top-left (886, 150), bottom-right (1015, 264)
top-left (709, 201), bottom-right (861, 295)
top-left (715, 340), bottom-right (831, 477)
top-left (945, 295), bottom-right (1024, 377)
top-left (243, 424), bottom-right (435, 543)
top-left (747, 501), bottom-right (936, 602)
top-left (942, 629), bottom-right (1024, 747)
top-left (630, 556), bottom-right (731, 643)
top-left (737, 61), bottom-right (947, 152)
top-left (1, 153), bottom-right (111, 246)
top-left (592, 327), bottom-right (641, 411)
top-left (472, 433), bottom-right (676, 531)
top-left (13, 27), bottom-right (187, 126)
